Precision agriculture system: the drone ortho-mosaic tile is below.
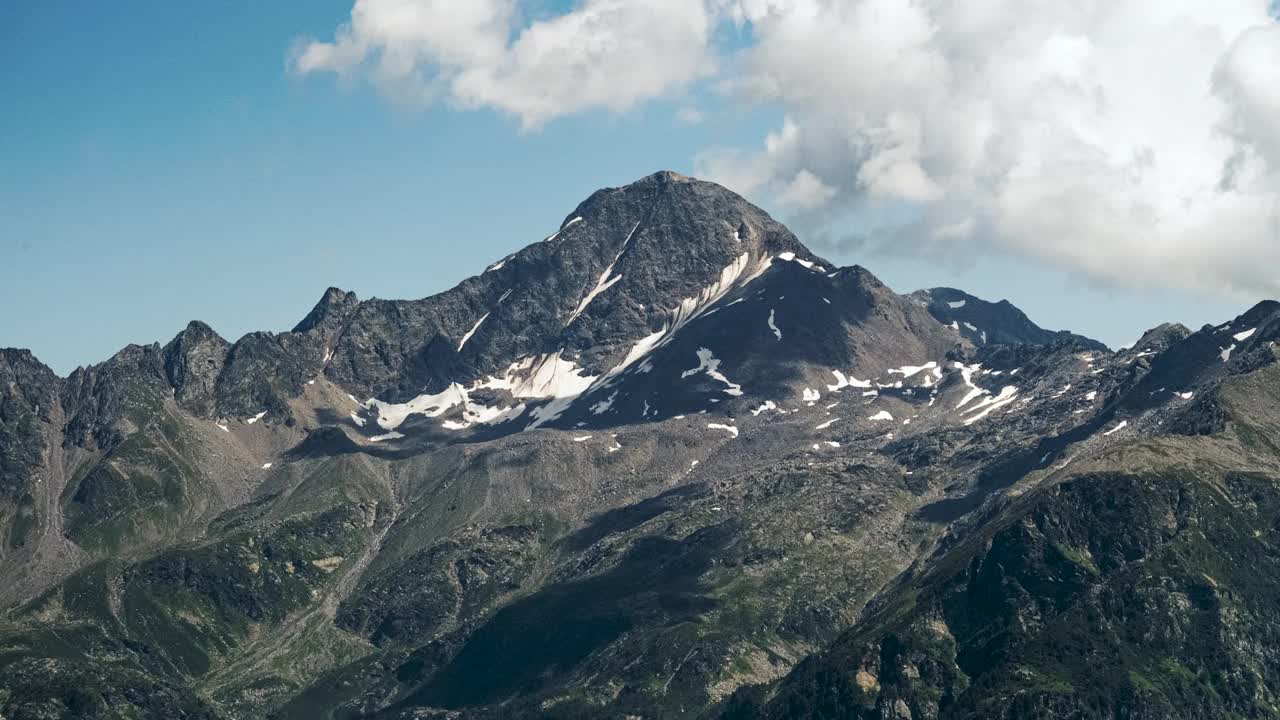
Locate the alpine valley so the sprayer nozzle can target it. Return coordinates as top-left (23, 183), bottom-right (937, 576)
top-left (4, 172), bottom-right (1280, 720)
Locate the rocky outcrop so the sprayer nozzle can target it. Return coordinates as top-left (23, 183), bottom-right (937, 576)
top-left (163, 321), bottom-right (230, 417)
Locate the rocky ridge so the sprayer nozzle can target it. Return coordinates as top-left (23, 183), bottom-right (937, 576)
top-left (0, 172), bottom-right (1277, 719)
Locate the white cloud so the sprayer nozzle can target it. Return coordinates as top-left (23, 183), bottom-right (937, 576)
top-left (294, 0), bottom-right (717, 129)
top-left (698, 0), bottom-right (1280, 300)
top-left (779, 169), bottom-right (837, 209)
top-left (1215, 24), bottom-right (1280, 171)
top-left (298, 0), bottom-right (1280, 299)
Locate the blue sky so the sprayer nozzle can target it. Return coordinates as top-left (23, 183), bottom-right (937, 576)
top-left (1, 1), bottom-right (1264, 375)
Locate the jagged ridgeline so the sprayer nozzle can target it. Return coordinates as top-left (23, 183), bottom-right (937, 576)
top-left (2, 172), bottom-right (1279, 719)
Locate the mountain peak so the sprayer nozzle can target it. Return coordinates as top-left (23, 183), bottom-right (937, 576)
top-left (1131, 322), bottom-right (1192, 351)
top-left (914, 286), bottom-right (1107, 351)
top-left (0, 348), bottom-right (60, 420)
top-left (1236, 299), bottom-right (1280, 328)
top-left (560, 170), bottom-right (821, 258)
top-left (635, 169), bottom-right (692, 186)
top-left (0, 347), bottom-right (50, 373)
top-left (175, 320), bottom-right (223, 343)
top-left (293, 286), bottom-right (360, 337)
top-left (164, 321), bottom-right (231, 415)
top-left (323, 171), bottom-right (827, 402)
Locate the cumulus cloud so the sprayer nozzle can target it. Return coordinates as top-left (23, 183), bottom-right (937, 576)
top-left (699, 0), bottom-right (1280, 300)
top-left (297, 0), bottom-right (1280, 299)
top-left (292, 0), bottom-right (717, 129)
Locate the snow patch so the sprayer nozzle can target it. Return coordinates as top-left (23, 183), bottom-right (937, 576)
top-left (827, 370), bottom-right (872, 392)
top-left (245, 411), bottom-right (267, 425)
top-left (1234, 327), bottom-right (1257, 342)
top-left (1221, 344), bottom-right (1237, 362)
top-left (261, 463), bottom-right (272, 469)
top-left (708, 423), bottom-right (739, 438)
top-left (1103, 421), bottom-right (1129, 436)
top-left (868, 410), bottom-right (894, 421)
top-left (947, 300), bottom-right (966, 309)
top-left (566, 222), bottom-right (639, 326)
top-left (802, 388), bottom-right (821, 403)
top-left (953, 362), bottom-right (989, 409)
top-left (568, 273), bottom-right (623, 325)
top-left (889, 361), bottom-right (938, 379)
top-left (367, 385), bottom-right (468, 430)
top-left (457, 312), bottom-right (490, 351)
top-left (962, 386), bottom-right (1018, 425)
top-left (474, 352), bottom-right (597, 429)
top-left (350, 412), bottom-right (366, 427)
top-left (369, 432), bottom-right (405, 442)
top-left (767, 309), bottom-right (782, 340)
top-left (573, 435), bottom-right (593, 442)
top-left (595, 252), bottom-right (771, 391)
top-left (750, 401), bottom-right (785, 416)
top-left (681, 348), bottom-right (743, 396)
top-left (590, 392), bottom-right (618, 416)
top-left (815, 418), bottom-right (840, 430)
top-left (777, 251), bottom-right (825, 272)
top-left (369, 373), bottom-right (532, 432)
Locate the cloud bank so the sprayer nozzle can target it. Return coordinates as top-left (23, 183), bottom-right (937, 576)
top-left (296, 0), bottom-right (1280, 300)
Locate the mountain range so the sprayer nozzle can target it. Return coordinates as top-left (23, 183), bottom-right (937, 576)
top-left (3, 171), bottom-right (1280, 719)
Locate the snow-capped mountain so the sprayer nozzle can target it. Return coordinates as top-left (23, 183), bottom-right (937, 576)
top-left (2, 172), bottom-right (1280, 720)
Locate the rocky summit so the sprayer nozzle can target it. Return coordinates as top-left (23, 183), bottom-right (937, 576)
top-left (2, 172), bottom-right (1280, 720)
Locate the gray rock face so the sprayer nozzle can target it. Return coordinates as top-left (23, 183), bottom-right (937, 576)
top-left (0, 350), bottom-right (59, 501)
top-left (163, 321), bottom-right (230, 416)
top-left (213, 330), bottom-right (325, 419)
top-left (0, 349), bottom-right (60, 421)
top-left (323, 171), bottom-right (820, 402)
top-left (61, 343), bottom-right (170, 451)
top-left (292, 286), bottom-right (360, 340)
